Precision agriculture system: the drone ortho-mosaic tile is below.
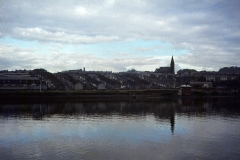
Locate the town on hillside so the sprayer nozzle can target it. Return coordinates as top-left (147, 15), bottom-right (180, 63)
top-left (0, 57), bottom-right (240, 94)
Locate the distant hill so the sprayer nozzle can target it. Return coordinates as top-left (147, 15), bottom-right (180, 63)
top-left (218, 67), bottom-right (240, 74)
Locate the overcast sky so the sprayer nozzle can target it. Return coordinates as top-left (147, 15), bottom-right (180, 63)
top-left (0, 0), bottom-right (239, 73)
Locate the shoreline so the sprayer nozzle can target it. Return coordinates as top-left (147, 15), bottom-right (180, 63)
top-left (0, 90), bottom-right (239, 103)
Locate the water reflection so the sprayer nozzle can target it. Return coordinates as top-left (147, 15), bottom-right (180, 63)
top-left (1, 98), bottom-right (239, 135)
top-left (1, 98), bottom-right (240, 160)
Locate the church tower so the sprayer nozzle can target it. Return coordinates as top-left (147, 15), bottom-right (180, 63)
top-left (170, 56), bottom-right (175, 74)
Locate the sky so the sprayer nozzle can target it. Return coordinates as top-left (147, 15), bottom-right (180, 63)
top-left (0, 0), bottom-right (240, 73)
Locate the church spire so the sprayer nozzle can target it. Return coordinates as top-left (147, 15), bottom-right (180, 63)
top-left (170, 56), bottom-right (175, 74)
top-left (171, 55), bottom-right (174, 63)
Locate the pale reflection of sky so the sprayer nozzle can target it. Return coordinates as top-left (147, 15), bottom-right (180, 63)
top-left (1, 115), bottom-right (177, 145)
top-left (1, 113), bottom-right (240, 160)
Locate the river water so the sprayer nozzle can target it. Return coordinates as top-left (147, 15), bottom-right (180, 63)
top-left (0, 98), bottom-right (240, 160)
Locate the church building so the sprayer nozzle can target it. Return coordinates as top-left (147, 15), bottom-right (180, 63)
top-left (155, 56), bottom-right (175, 74)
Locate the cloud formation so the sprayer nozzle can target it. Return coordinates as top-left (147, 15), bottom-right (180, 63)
top-left (0, 0), bottom-right (240, 72)
top-left (13, 27), bottom-right (120, 44)
top-left (0, 42), bottom-right (161, 72)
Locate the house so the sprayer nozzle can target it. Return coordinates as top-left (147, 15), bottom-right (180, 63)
top-left (55, 73), bottom-right (83, 90)
top-left (97, 83), bottom-right (106, 90)
top-left (205, 75), bottom-right (216, 81)
top-left (178, 85), bottom-right (192, 96)
top-left (190, 82), bottom-right (212, 88)
top-left (0, 71), bottom-right (42, 90)
top-left (205, 74), bottom-right (239, 82)
top-left (74, 83), bottom-right (83, 90)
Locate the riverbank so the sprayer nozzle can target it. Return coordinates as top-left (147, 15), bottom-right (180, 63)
top-left (0, 89), bottom-right (239, 103)
top-left (0, 89), bottom-right (175, 102)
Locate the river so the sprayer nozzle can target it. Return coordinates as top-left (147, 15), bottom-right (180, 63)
top-left (0, 98), bottom-right (240, 160)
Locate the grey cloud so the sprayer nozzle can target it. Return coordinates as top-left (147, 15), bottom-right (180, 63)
top-left (1, 0), bottom-right (240, 71)
top-left (0, 42), bottom-right (162, 72)
top-left (0, 43), bottom-right (44, 69)
top-left (0, 31), bottom-right (4, 37)
top-left (12, 27), bottom-right (121, 44)
top-left (87, 57), bottom-right (161, 72)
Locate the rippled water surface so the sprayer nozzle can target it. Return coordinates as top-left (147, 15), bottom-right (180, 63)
top-left (0, 98), bottom-right (240, 160)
